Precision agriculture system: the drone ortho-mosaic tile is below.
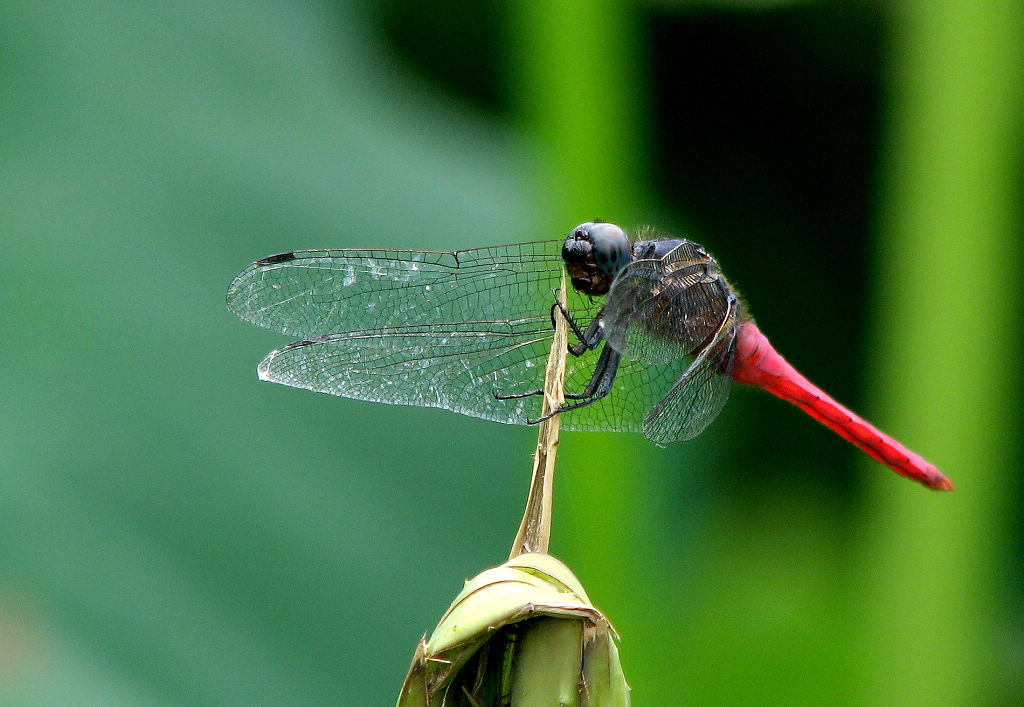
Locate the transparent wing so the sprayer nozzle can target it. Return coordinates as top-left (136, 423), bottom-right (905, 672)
top-left (258, 318), bottom-right (554, 424)
top-left (602, 241), bottom-right (732, 364)
top-left (229, 238), bottom-right (700, 435)
top-left (257, 315), bottom-right (692, 434)
top-left (642, 299), bottom-right (738, 445)
top-left (563, 353), bottom-right (692, 434)
top-left (226, 241), bottom-right (565, 338)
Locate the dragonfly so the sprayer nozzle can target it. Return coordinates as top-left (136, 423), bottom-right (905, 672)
top-left (227, 221), bottom-right (952, 490)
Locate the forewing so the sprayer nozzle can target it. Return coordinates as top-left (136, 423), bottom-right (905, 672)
top-left (226, 241), bottom-right (565, 338)
top-left (641, 300), bottom-right (738, 446)
top-left (602, 241), bottom-right (732, 364)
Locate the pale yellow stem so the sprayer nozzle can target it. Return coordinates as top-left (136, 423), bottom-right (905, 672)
top-left (509, 271), bottom-right (568, 558)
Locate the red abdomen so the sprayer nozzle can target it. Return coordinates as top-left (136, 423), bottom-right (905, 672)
top-left (731, 322), bottom-right (952, 490)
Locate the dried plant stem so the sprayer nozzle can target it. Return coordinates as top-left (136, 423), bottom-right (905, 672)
top-left (509, 272), bottom-right (568, 559)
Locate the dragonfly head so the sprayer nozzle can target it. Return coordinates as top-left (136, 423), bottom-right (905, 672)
top-left (562, 222), bottom-right (631, 296)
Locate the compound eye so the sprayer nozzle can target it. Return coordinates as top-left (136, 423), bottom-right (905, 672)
top-left (589, 222), bottom-right (630, 278)
top-left (570, 222), bottom-right (594, 240)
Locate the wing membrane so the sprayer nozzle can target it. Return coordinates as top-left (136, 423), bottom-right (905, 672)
top-left (259, 318), bottom-right (553, 423)
top-left (642, 298), bottom-right (738, 445)
top-left (226, 242), bottom-right (565, 338)
top-left (228, 236), bottom-right (722, 439)
top-left (603, 241), bottom-right (732, 364)
top-left (258, 317), bottom-right (691, 434)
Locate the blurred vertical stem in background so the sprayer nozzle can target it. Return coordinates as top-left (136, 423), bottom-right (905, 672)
top-left (502, 0), bottom-right (650, 545)
top-left (858, 2), bottom-right (1023, 703)
top-left (503, 0), bottom-right (671, 696)
top-left (505, 0), bottom-right (647, 218)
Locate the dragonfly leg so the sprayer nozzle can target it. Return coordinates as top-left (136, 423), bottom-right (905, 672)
top-left (495, 299), bottom-right (610, 404)
top-left (550, 292), bottom-right (604, 357)
top-left (493, 386), bottom-right (542, 400)
top-left (494, 337), bottom-right (618, 405)
top-left (493, 367), bottom-right (605, 402)
top-left (527, 346), bottom-right (621, 423)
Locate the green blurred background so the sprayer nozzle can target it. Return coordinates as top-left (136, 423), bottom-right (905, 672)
top-left (2, 1), bottom-right (1021, 704)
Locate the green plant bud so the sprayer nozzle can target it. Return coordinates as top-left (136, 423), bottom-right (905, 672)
top-left (397, 553), bottom-right (629, 706)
